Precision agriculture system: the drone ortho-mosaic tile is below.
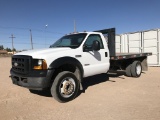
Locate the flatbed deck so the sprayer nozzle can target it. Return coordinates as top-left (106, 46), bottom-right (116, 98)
top-left (110, 52), bottom-right (152, 60)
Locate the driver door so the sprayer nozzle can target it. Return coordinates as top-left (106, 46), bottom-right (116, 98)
top-left (81, 34), bottom-right (109, 77)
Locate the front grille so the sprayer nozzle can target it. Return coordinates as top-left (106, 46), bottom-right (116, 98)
top-left (12, 55), bottom-right (31, 74)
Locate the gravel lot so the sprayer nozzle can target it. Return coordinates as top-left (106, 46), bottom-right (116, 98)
top-left (0, 57), bottom-right (160, 120)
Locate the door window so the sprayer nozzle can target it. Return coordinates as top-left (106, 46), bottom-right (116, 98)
top-left (84, 34), bottom-right (104, 50)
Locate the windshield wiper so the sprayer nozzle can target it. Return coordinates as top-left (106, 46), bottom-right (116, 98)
top-left (56, 45), bottom-right (67, 47)
top-left (50, 45), bottom-right (76, 48)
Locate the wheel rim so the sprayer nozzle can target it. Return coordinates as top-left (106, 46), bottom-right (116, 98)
top-left (59, 77), bottom-right (76, 98)
top-left (136, 64), bottom-right (141, 75)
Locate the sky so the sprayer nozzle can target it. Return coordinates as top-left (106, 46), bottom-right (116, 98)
top-left (0, 0), bottom-right (160, 50)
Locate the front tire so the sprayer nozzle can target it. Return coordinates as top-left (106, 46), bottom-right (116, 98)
top-left (51, 71), bottom-right (80, 102)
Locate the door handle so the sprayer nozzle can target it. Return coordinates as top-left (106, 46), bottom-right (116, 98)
top-left (105, 52), bottom-right (108, 57)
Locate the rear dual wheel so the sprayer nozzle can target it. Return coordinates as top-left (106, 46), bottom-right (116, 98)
top-left (131, 61), bottom-right (142, 77)
top-left (125, 61), bottom-right (142, 78)
top-left (125, 64), bottom-right (132, 77)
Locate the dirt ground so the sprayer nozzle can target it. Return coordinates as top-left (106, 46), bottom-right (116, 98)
top-left (0, 57), bottom-right (160, 120)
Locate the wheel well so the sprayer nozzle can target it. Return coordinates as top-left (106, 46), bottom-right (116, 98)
top-left (50, 64), bottom-right (82, 86)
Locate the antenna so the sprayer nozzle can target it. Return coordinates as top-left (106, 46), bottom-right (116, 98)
top-left (74, 20), bottom-right (76, 33)
top-left (45, 24), bottom-right (48, 48)
top-left (30, 29), bottom-right (33, 49)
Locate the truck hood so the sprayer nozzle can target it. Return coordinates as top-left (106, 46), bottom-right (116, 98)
top-left (15, 47), bottom-right (73, 59)
top-left (15, 47), bottom-right (82, 68)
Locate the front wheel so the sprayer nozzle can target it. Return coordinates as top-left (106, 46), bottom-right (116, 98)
top-left (51, 71), bottom-right (80, 102)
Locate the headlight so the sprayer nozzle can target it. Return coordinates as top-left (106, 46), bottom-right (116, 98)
top-left (38, 59), bottom-right (43, 66)
top-left (33, 59), bottom-right (47, 70)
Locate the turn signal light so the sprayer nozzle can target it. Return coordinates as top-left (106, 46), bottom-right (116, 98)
top-left (33, 60), bottom-right (47, 70)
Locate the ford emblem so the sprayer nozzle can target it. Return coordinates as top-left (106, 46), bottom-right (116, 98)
top-left (14, 62), bottom-right (18, 66)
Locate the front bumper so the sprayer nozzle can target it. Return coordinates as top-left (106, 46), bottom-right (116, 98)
top-left (10, 69), bottom-right (54, 90)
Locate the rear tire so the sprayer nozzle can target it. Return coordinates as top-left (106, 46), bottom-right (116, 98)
top-left (51, 71), bottom-right (79, 102)
top-left (131, 61), bottom-right (142, 77)
top-left (125, 64), bottom-right (132, 77)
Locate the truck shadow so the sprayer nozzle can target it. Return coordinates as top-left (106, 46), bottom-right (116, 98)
top-left (82, 73), bottom-right (110, 92)
top-left (29, 89), bottom-right (52, 97)
top-left (78, 72), bottom-right (126, 96)
top-left (81, 71), bottom-right (126, 92)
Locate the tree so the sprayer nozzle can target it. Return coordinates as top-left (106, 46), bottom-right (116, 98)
top-left (0, 45), bottom-right (4, 50)
top-left (6, 47), bottom-right (11, 52)
top-left (13, 48), bottom-right (16, 52)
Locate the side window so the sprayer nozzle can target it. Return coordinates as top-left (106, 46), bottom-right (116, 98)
top-left (84, 34), bottom-right (104, 49)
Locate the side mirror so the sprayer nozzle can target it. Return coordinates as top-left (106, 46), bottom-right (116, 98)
top-left (83, 45), bottom-right (88, 52)
top-left (92, 40), bottom-right (100, 51)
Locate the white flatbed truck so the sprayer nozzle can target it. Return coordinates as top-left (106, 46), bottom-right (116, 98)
top-left (10, 28), bottom-right (152, 102)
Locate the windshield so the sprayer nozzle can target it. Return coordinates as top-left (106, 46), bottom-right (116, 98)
top-left (50, 33), bottom-right (87, 48)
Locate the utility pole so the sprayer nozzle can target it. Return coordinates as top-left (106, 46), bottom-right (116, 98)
top-left (30, 29), bottom-right (33, 49)
top-left (9, 34), bottom-right (16, 54)
top-left (45, 24), bottom-right (48, 48)
top-left (74, 20), bottom-right (76, 33)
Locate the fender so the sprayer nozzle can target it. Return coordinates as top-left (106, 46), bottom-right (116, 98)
top-left (49, 57), bottom-right (84, 78)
